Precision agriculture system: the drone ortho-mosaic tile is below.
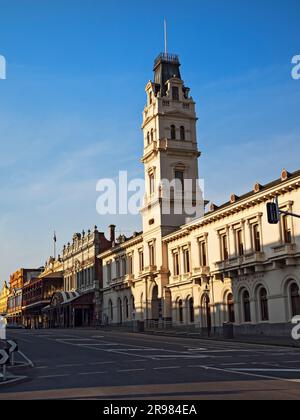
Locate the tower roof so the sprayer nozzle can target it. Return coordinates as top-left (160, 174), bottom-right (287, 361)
top-left (153, 53), bottom-right (181, 96)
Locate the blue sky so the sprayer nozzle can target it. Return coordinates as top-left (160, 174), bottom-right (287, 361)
top-left (0, 0), bottom-right (299, 284)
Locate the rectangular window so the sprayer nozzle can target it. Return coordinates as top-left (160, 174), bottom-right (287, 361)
top-left (107, 263), bottom-right (112, 283)
top-left (139, 250), bottom-right (144, 272)
top-left (199, 241), bottom-right (207, 266)
top-left (237, 229), bottom-right (244, 256)
top-left (149, 174), bottom-right (155, 195)
top-left (175, 170), bottom-right (184, 191)
top-left (282, 215), bottom-right (292, 244)
top-left (253, 224), bottom-right (261, 252)
top-left (221, 234), bottom-right (229, 260)
top-left (183, 249), bottom-right (190, 274)
top-left (173, 252), bottom-right (180, 276)
top-left (127, 255), bottom-right (133, 275)
top-left (116, 259), bottom-right (120, 278)
top-left (172, 86), bottom-right (179, 101)
top-left (149, 243), bottom-right (155, 267)
top-left (122, 257), bottom-right (127, 276)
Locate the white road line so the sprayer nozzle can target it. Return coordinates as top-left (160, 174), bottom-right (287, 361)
top-left (56, 363), bottom-right (84, 368)
top-left (18, 351), bottom-right (34, 367)
top-left (38, 374), bottom-right (71, 379)
top-left (91, 361), bottom-right (116, 365)
top-left (78, 371), bottom-right (107, 376)
top-left (154, 366), bottom-right (181, 370)
top-left (194, 364), bottom-right (300, 384)
top-left (220, 363), bottom-right (247, 367)
top-left (229, 368), bottom-right (300, 373)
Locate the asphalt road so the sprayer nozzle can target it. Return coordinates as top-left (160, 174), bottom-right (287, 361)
top-left (1, 329), bottom-right (300, 400)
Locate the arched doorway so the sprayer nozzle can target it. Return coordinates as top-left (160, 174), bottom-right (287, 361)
top-left (117, 298), bottom-right (123, 324)
top-left (202, 294), bottom-right (211, 336)
top-left (242, 290), bottom-right (251, 323)
top-left (227, 293), bottom-right (235, 323)
top-left (290, 283), bottom-right (300, 317)
top-left (178, 299), bottom-right (183, 324)
top-left (188, 297), bottom-right (194, 324)
top-left (151, 285), bottom-right (159, 321)
top-left (124, 297), bottom-right (129, 321)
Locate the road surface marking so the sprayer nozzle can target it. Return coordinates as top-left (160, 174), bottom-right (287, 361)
top-left (154, 366), bottom-right (181, 370)
top-left (38, 374), bottom-right (70, 379)
top-left (195, 364), bottom-right (300, 384)
top-left (18, 351), bottom-right (34, 367)
top-left (91, 361), bottom-right (116, 365)
top-left (57, 363), bottom-right (84, 368)
top-left (229, 368), bottom-right (300, 373)
top-left (78, 371), bottom-right (107, 376)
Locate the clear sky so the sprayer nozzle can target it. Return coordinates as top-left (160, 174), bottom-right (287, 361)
top-left (0, 0), bottom-right (299, 285)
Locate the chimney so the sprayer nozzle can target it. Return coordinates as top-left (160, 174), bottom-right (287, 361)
top-left (109, 225), bottom-right (116, 244)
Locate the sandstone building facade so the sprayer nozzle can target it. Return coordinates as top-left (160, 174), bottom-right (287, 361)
top-left (99, 53), bottom-right (300, 338)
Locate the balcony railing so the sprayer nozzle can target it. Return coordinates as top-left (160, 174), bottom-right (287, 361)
top-left (272, 243), bottom-right (296, 257)
top-left (215, 252), bottom-right (265, 273)
top-left (154, 53), bottom-right (179, 66)
top-left (192, 266), bottom-right (211, 277)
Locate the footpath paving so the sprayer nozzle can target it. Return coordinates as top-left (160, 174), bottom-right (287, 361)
top-left (139, 329), bottom-right (300, 348)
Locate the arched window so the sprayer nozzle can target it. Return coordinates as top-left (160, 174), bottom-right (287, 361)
top-left (180, 126), bottom-right (185, 141)
top-left (243, 290), bottom-right (251, 323)
top-left (178, 300), bottom-right (183, 323)
top-left (109, 300), bottom-right (113, 321)
top-left (259, 288), bottom-right (269, 321)
top-left (291, 283), bottom-right (300, 317)
top-left (124, 297), bottom-right (129, 320)
top-left (151, 128), bottom-right (154, 143)
top-left (227, 293), bottom-right (235, 323)
top-left (170, 125), bottom-right (176, 140)
top-left (118, 298), bottom-right (123, 324)
top-left (147, 132), bottom-right (150, 145)
top-left (130, 295), bottom-right (135, 318)
top-left (189, 298), bottom-right (194, 323)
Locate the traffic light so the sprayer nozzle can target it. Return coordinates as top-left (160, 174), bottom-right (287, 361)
top-left (267, 202), bottom-right (279, 224)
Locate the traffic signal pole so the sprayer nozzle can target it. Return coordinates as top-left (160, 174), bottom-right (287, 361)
top-left (267, 196), bottom-right (300, 225)
top-left (275, 196), bottom-right (300, 219)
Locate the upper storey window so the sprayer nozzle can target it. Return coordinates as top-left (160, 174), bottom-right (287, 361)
top-left (151, 129), bottom-right (154, 143)
top-left (149, 173), bottom-right (155, 195)
top-left (172, 86), bottom-right (179, 101)
top-left (180, 126), bottom-right (185, 141)
top-left (170, 125), bottom-right (176, 140)
top-left (149, 92), bottom-right (153, 105)
top-left (147, 132), bottom-right (150, 145)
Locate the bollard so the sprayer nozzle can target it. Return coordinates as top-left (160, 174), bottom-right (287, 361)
top-left (2, 364), bottom-right (6, 382)
top-left (0, 316), bottom-right (6, 340)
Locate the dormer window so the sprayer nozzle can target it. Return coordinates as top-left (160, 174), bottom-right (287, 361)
top-left (172, 86), bottom-right (179, 101)
top-left (170, 125), bottom-right (176, 140)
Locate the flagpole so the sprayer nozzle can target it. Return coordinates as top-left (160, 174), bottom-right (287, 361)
top-left (53, 231), bottom-right (57, 260)
top-left (164, 18), bottom-right (168, 55)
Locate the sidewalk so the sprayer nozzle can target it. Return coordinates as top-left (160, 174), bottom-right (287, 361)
top-left (141, 329), bottom-right (300, 348)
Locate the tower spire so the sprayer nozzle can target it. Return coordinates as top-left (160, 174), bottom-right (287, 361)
top-left (164, 18), bottom-right (168, 55)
